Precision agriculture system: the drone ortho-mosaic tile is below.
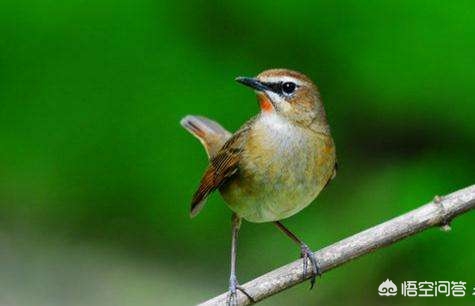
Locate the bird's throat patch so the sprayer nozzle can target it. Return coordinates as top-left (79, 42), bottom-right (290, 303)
top-left (257, 93), bottom-right (273, 112)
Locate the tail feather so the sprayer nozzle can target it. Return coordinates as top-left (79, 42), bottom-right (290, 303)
top-left (180, 115), bottom-right (231, 159)
top-left (181, 115), bottom-right (232, 217)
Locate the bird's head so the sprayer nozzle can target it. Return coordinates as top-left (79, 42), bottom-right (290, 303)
top-left (236, 69), bottom-right (329, 133)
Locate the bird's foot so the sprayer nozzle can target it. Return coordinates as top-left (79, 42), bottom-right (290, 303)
top-left (300, 243), bottom-right (321, 289)
top-left (227, 274), bottom-right (254, 306)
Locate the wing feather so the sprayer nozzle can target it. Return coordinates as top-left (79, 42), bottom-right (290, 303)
top-left (189, 123), bottom-right (252, 217)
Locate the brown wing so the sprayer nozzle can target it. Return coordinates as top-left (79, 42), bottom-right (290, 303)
top-left (189, 123), bottom-right (251, 217)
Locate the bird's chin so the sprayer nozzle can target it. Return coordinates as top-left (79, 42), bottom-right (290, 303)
top-left (257, 92), bottom-right (274, 113)
top-left (264, 91), bottom-right (292, 113)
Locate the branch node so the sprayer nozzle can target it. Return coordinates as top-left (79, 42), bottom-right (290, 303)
top-left (439, 223), bottom-right (452, 232)
top-left (433, 194), bottom-right (452, 230)
top-left (433, 195), bottom-right (443, 203)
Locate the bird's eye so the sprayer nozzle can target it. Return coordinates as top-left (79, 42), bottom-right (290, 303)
top-left (282, 82), bottom-right (296, 95)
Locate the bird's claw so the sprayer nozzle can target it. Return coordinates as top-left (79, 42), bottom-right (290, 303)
top-left (300, 243), bottom-right (321, 289)
top-left (227, 275), bottom-right (254, 306)
top-left (227, 274), bottom-right (238, 306)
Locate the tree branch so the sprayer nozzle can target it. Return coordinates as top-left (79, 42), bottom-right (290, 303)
top-left (199, 184), bottom-right (475, 306)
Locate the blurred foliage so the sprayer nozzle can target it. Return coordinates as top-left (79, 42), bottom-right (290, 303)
top-left (0, 0), bottom-right (474, 305)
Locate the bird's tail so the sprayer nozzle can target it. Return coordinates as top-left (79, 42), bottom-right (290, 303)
top-left (180, 115), bottom-right (231, 159)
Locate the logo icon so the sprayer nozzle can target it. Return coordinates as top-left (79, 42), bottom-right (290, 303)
top-left (378, 279), bottom-right (398, 296)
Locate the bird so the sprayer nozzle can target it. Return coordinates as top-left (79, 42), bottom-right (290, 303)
top-left (181, 69), bottom-right (337, 305)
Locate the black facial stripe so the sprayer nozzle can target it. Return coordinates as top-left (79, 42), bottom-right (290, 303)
top-left (262, 82), bottom-right (283, 95)
top-left (262, 82), bottom-right (298, 96)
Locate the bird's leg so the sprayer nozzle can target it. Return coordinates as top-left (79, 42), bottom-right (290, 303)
top-left (227, 213), bottom-right (254, 306)
top-left (274, 221), bottom-right (321, 289)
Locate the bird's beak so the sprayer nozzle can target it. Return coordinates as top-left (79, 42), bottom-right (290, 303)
top-left (235, 77), bottom-right (269, 92)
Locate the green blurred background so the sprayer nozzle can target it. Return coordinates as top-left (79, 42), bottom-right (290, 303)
top-left (0, 0), bottom-right (474, 305)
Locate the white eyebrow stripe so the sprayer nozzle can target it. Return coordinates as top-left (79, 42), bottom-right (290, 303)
top-left (259, 76), bottom-right (305, 86)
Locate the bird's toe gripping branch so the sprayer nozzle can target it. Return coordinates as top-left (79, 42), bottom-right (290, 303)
top-left (300, 243), bottom-right (321, 289)
top-left (227, 275), bottom-right (254, 306)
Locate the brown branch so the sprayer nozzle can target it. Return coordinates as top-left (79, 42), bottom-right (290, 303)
top-left (198, 184), bottom-right (475, 305)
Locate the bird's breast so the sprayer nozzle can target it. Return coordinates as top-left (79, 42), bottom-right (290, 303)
top-left (220, 114), bottom-right (336, 222)
top-left (244, 116), bottom-right (315, 180)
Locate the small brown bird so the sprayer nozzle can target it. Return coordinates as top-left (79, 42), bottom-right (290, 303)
top-left (181, 69), bottom-right (337, 304)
